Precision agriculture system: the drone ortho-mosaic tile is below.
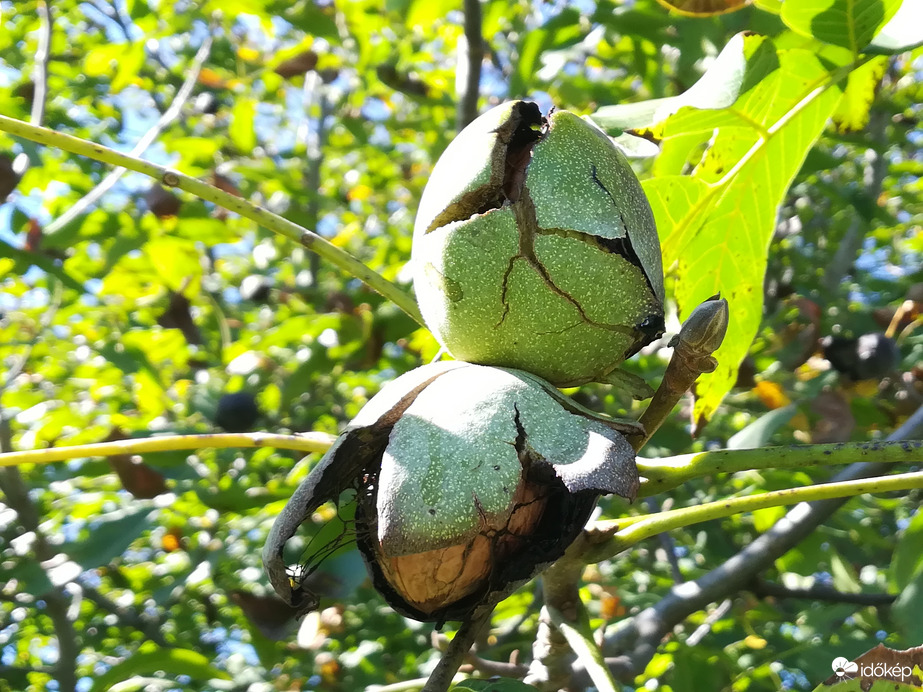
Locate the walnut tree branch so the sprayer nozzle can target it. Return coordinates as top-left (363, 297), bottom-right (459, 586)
top-left (524, 550), bottom-right (584, 690)
top-left (0, 113), bottom-right (424, 325)
top-left (457, 0), bottom-right (483, 132)
top-left (31, 0), bottom-right (52, 127)
top-left (633, 296), bottom-right (729, 450)
top-left (0, 417), bottom-right (79, 692)
top-left (598, 402), bottom-right (923, 682)
top-left (749, 579), bottom-right (897, 607)
top-left (423, 606), bottom-right (494, 692)
top-left (43, 36), bottom-right (213, 236)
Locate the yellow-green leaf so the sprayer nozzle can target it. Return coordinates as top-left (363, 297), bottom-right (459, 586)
top-left (832, 55), bottom-right (888, 132)
top-left (89, 646), bottom-right (231, 692)
top-left (644, 39), bottom-right (849, 425)
top-left (230, 98), bottom-right (257, 153)
top-left (145, 237), bottom-right (201, 292)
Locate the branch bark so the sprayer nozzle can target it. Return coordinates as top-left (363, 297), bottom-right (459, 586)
top-left (423, 606), bottom-right (494, 692)
top-left (456, 0), bottom-right (483, 132)
top-left (524, 552), bottom-right (584, 689)
top-left (749, 579), bottom-right (896, 607)
top-left (31, 0), bottom-right (52, 127)
top-left (43, 36), bottom-right (213, 236)
top-left (598, 403), bottom-right (923, 682)
top-left (821, 106), bottom-right (889, 295)
top-left (0, 417), bottom-right (79, 692)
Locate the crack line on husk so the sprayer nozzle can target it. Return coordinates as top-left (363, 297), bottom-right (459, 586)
top-left (495, 186), bottom-right (637, 337)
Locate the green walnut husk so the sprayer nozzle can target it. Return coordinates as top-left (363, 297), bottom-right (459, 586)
top-left (412, 101), bottom-right (665, 386)
top-left (263, 361), bottom-right (639, 625)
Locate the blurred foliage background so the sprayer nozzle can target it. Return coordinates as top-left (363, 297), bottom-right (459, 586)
top-left (0, 0), bottom-right (921, 690)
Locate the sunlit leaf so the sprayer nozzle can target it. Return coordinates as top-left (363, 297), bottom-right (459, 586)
top-left (643, 36), bottom-right (847, 424)
top-left (62, 506), bottom-right (154, 571)
top-left (593, 33), bottom-right (750, 131)
top-left (230, 98), bottom-right (258, 153)
top-left (89, 646), bottom-right (231, 692)
top-left (781, 0), bottom-right (903, 54)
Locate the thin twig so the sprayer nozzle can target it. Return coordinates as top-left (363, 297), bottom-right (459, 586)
top-left (684, 598), bottom-right (732, 647)
top-left (31, 0), bottom-right (52, 127)
top-left (545, 604), bottom-right (621, 692)
top-left (634, 297), bottom-right (728, 449)
top-left (423, 607), bottom-right (494, 692)
top-left (0, 278), bottom-right (62, 393)
top-left (0, 431), bottom-right (337, 467)
top-left (43, 36), bottom-right (213, 236)
top-left (636, 439), bottom-right (923, 496)
top-left (460, 654), bottom-right (528, 678)
top-left (587, 468), bottom-right (923, 561)
top-left (749, 579), bottom-right (897, 607)
top-left (80, 584), bottom-right (170, 647)
top-left (599, 403), bottom-right (923, 681)
top-left (84, 0), bottom-right (133, 40)
top-left (0, 113), bottom-right (425, 325)
top-left (524, 545), bottom-right (584, 689)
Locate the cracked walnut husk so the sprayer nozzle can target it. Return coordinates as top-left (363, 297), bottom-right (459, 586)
top-left (263, 361), bottom-right (640, 625)
top-left (412, 101), bottom-right (665, 387)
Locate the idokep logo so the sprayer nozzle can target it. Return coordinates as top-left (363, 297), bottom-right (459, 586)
top-left (831, 657), bottom-right (858, 677)
top-left (831, 655), bottom-right (917, 683)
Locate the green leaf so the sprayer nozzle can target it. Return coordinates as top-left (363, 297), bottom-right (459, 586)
top-left (62, 506), bottom-right (153, 571)
top-left (452, 680), bottom-right (540, 691)
top-left (406, 0), bottom-right (459, 28)
top-left (592, 32), bottom-right (750, 131)
top-left (726, 404), bottom-right (797, 449)
top-left (0, 238), bottom-right (84, 292)
top-left (84, 43), bottom-right (145, 93)
top-left (112, 43), bottom-right (146, 93)
top-left (891, 510), bottom-right (923, 591)
top-left (144, 237), bottom-right (202, 292)
top-left (89, 646), bottom-right (231, 692)
top-left (643, 39), bottom-right (847, 424)
top-left (781, 0), bottom-right (903, 55)
top-left (230, 98), bottom-right (257, 153)
top-left (832, 55), bottom-right (888, 132)
top-left (511, 28), bottom-right (548, 97)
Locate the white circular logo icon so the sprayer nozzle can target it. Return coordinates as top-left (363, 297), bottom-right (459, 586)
top-left (831, 657), bottom-right (858, 676)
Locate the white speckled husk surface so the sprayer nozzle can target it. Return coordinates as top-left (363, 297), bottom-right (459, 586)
top-left (411, 102), bottom-right (665, 386)
top-left (374, 363), bottom-right (636, 555)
